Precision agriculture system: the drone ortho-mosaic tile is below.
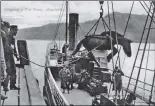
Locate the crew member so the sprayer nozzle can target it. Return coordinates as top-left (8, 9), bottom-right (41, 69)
top-left (69, 64), bottom-right (76, 89)
top-left (62, 43), bottom-right (69, 62)
top-left (59, 65), bottom-right (71, 93)
top-left (8, 25), bottom-right (20, 90)
top-left (112, 66), bottom-right (124, 98)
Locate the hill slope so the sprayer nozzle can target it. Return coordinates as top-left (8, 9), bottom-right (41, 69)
top-left (16, 12), bottom-right (155, 42)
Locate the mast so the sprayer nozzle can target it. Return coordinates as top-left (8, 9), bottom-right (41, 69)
top-left (65, 1), bottom-right (68, 44)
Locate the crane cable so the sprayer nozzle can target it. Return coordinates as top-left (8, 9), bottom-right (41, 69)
top-left (85, 1), bottom-right (110, 37)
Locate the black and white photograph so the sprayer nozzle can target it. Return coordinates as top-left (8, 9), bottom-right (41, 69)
top-left (1, 0), bottom-right (155, 105)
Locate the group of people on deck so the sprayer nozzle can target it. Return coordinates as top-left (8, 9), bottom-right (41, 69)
top-left (1, 18), bottom-right (20, 100)
top-left (59, 43), bottom-right (125, 96)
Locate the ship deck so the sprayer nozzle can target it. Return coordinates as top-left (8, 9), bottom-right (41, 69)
top-left (1, 65), bottom-right (45, 105)
top-left (56, 80), bottom-right (94, 105)
top-left (55, 80), bottom-right (149, 105)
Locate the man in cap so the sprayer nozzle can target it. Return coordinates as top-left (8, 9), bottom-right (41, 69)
top-left (112, 66), bottom-right (124, 99)
top-left (59, 65), bottom-right (71, 93)
top-left (8, 25), bottom-right (20, 90)
top-left (10, 25), bottom-right (19, 60)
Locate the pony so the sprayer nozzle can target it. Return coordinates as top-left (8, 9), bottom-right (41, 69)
top-left (71, 31), bottom-right (132, 67)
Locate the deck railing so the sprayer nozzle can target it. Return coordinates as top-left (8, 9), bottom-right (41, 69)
top-left (46, 67), bottom-right (69, 105)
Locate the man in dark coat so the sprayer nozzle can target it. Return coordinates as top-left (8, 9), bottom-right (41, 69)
top-left (112, 66), bottom-right (124, 98)
top-left (8, 25), bottom-right (20, 90)
top-left (59, 65), bottom-right (71, 93)
top-left (62, 43), bottom-right (69, 62)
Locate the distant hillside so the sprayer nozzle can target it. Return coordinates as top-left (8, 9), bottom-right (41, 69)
top-left (16, 12), bottom-right (155, 42)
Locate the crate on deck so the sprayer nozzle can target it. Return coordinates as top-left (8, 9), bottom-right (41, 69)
top-left (86, 78), bottom-right (108, 96)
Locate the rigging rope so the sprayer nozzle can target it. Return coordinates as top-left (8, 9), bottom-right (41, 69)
top-left (107, 1), bottom-right (118, 103)
top-left (53, 2), bottom-right (65, 41)
top-left (115, 1), bottom-right (134, 67)
top-left (107, 1), bottom-right (115, 70)
top-left (121, 55), bottom-right (126, 69)
top-left (139, 1), bottom-right (155, 24)
top-left (111, 1), bottom-right (121, 70)
top-left (125, 1), bottom-right (153, 98)
top-left (133, 4), bottom-right (155, 98)
top-left (143, 43), bottom-right (150, 100)
top-left (149, 35), bottom-right (155, 105)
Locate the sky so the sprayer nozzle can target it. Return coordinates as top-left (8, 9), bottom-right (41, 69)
top-left (1, 1), bottom-right (151, 29)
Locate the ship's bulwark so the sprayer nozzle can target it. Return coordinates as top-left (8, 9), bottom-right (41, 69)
top-left (27, 40), bottom-right (155, 104)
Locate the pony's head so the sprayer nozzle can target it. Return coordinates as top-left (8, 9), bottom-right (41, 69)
top-left (120, 37), bottom-right (132, 57)
top-left (110, 31), bottom-right (132, 57)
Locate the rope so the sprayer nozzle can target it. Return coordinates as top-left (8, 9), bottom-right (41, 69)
top-left (133, 5), bottom-right (155, 97)
top-left (53, 2), bottom-right (65, 41)
top-left (149, 32), bottom-right (155, 105)
top-left (107, 1), bottom-right (119, 103)
top-left (149, 69), bottom-right (155, 105)
top-left (78, 24), bottom-right (86, 38)
top-left (65, 1), bottom-right (69, 44)
top-left (139, 1), bottom-right (155, 24)
top-left (121, 55), bottom-right (126, 69)
top-left (143, 43), bottom-right (150, 100)
top-left (115, 1), bottom-right (134, 67)
top-left (93, 19), bottom-right (100, 35)
top-left (11, 52), bottom-right (47, 68)
top-left (125, 1), bottom-right (153, 98)
top-left (85, 17), bottom-right (101, 36)
top-left (111, 1), bottom-right (121, 70)
top-left (85, 1), bottom-right (109, 37)
top-left (107, 1), bottom-right (115, 70)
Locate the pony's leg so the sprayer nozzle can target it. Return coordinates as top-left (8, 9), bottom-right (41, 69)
top-left (67, 84), bottom-right (70, 94)
top-left (71, 39), bottom-right (84, 56)
top-left (87, 51), bottom-right (100, 67)
top-left (107, 47), bottom-right (118, 62)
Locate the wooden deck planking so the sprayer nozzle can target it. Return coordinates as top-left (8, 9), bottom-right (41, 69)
top-left (2, 90), bottom-right (18, 105)
top-left (19, 68), bottom-right (30, 105)
top-left (24, 65), bottom-right (46, 105)
top-left (1, 65), bottom-right (45, 105)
